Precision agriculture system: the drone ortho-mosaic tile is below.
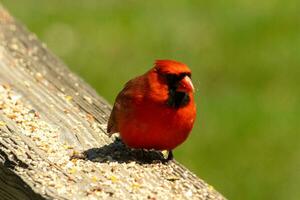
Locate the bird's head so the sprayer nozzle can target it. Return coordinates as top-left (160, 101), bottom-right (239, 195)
top-left (150, 60), bottom-right (195, 108)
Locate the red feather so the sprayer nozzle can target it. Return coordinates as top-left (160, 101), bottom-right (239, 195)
top-left (108, 60), bottom-right (196, 150)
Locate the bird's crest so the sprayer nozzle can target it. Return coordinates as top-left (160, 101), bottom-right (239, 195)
top-left (154, 60), bottom-right (191, 75)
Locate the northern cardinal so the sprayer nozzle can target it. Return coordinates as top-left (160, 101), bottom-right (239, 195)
top-left (107, 60), bottom-right (196, 160)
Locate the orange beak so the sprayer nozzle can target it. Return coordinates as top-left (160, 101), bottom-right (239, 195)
top-left (177, 76), bottom-right (194, 93)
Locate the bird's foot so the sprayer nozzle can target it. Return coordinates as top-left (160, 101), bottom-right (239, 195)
top-left (167, 150), bottom-right (173, 161)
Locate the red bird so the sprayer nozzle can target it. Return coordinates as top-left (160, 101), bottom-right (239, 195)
top-left (107, 60), bottom-right (196, 160)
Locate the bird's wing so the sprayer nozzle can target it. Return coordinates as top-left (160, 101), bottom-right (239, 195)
top-left (107, 76), bottom-right (145, 136)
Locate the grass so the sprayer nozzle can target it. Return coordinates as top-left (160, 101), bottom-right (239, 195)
top-left (1, 0), bottom-right (300, 199)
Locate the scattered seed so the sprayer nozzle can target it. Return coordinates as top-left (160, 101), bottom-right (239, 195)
top-left (83, 95), bottom-right (93, 104)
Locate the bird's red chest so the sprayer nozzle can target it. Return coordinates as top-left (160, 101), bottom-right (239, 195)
top-left (118, 100), bottom-right (196, 150)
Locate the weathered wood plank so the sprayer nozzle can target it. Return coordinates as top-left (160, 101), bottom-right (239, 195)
top-left (0, 4), bottom-right (225, 200)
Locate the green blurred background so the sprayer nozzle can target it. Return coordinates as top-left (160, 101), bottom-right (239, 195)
top-left (2, 0), bottom-right (299, 199)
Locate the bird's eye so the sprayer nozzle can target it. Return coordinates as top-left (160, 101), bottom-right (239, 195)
top-left (164, 73), bottom-right (191, 84)
top-left (164, 74), bottom-right (180, 85)
top-left (162, 73), bottom-right (189, 91)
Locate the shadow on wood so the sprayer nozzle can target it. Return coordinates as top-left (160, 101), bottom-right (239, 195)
top-left (84, 137), bottom-right (167, 164)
